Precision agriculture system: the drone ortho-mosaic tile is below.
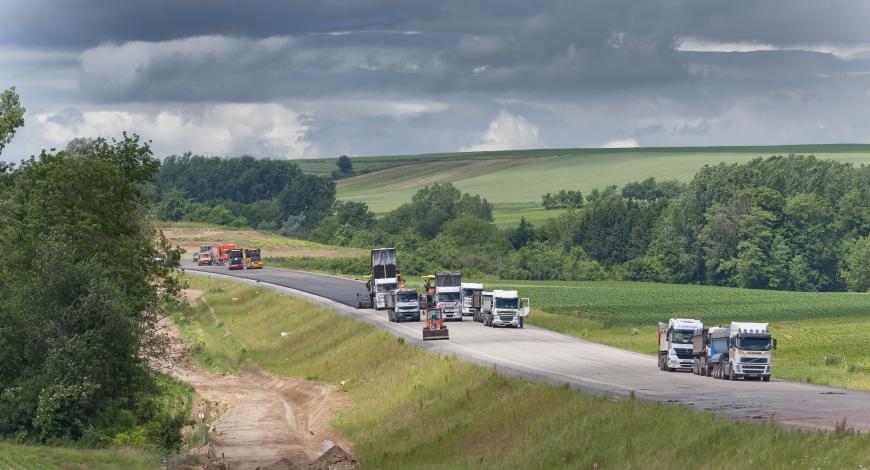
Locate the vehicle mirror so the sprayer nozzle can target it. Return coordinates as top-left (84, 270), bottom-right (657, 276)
top-left (773, 338), bottom-right (778, 350)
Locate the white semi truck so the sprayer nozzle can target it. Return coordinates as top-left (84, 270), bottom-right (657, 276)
top-left (718, 322), bottom-right (777, 381)
top-left (657, 318), bottom-right (703, 372)
top-left (482, 290), bottom-right (530, 328)
top-left (461, 282), bottom-right (484, 318)
top-left (435, 272), bottom-right (462, 321)
top-left (386, 288), bottom-right (420, 322)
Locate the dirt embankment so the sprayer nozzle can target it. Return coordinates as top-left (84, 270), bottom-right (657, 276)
top-left (160, 290), bottom-right (357, 469)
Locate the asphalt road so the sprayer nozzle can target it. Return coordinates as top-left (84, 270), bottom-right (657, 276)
top-left (184, 262), bottom-right (870, 432)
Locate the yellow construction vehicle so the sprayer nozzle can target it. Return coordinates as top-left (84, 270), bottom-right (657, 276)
top-left (244, 248), bottom-right (263, 269)
top-left (422, 275), bottom-right (449, 340)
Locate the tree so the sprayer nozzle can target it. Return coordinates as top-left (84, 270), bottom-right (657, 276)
top-left (0, 86), bottom-right (25, 156)
top-left (509, 217), bottom-right (536, 249)
top-left (383, 183), bottom-right (493, 239)
top-left (843, 236), bottom-right (870, 292)
top-left (336, 155), bottom-right (353, 173)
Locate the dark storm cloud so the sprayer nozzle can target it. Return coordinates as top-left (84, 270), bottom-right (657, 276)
top-left (3, 0), bottom-right (870, 158)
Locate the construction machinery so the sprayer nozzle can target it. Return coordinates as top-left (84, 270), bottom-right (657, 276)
top-left (228, 249), bottom-right (244, 270)
top-left (658, 318), bottom-right (703, 372)
top-left (421, 282), bottom-right (449, 340)
top-left (364, 248), bottom-right (400, 310)
top-left (244, 248), bottom-right (263, 269)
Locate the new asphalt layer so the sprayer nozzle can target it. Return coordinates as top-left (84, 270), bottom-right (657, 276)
top-left (183, 262), bottom-right (870, 432)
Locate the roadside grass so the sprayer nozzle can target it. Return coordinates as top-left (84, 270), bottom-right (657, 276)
top-left (178, 275), bottom-right (870, 469)
top-left (0, 442), bottom-right (160, 469)
top-left (158, 221), bottom-right (366, 259)
top-left (331, 145), bottom-right (870, 213)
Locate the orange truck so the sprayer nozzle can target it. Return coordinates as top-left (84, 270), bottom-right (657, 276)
top-left (215, 243), bottom-right (237, 265)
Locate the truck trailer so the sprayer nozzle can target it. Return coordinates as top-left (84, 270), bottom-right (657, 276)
top-left (658, 318), bottom-right (703, 372)
top-left (693, 326), bottom-right (729, 377)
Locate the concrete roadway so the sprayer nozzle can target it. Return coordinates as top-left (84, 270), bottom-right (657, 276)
top-left (183, 262), bottom-right (870, 432)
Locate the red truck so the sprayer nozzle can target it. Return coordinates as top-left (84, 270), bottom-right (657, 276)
top-left (215, 243), bottom-right (237, 265)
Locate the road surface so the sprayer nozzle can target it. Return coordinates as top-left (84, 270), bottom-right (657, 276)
top-left (183, 262), bottom-right (870, 432)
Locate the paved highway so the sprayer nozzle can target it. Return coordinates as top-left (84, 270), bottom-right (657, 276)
top-left (184, 262), bottom-right (870, 432)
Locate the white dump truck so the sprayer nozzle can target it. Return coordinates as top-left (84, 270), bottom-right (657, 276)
top-left (461, 282), bottom-right (484, 318)
top-left (365, 248), bottom-right (400, 310)
top-left (657, 318), bottom-right (702, 371)
top-left (482, 289), bottom-right (530, 328)
top-left (386, 287), bottom-right (420, 322)
top-left (719, 322), bottom-right (777, 381)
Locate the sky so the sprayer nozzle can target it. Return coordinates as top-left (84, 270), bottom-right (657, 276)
top-left (2, 0), bottom-right (870, 161)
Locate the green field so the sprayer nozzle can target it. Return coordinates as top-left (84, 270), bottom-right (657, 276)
top-left (179, 275), bottom-right (870, 469)
top-left (0, 442), bottom-right (159, 469)
top-left (310, 145), bottom-right (870, 218)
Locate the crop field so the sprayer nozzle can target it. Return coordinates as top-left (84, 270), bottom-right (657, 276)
top-left (179, 275), bottom-right (870, 469)
top-left (316, 145), bottom-right (870, 214)
top-left (484, 279), bottom-right (870, 389)
top-left (159, 221), bottom-right (367, 259)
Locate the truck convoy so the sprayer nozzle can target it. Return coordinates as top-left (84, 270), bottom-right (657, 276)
top-left (244, 248), bottom-right (263, 269)
top-left (657, 318), bottom-right (703, 372)
top-left (365, 248), bottom-right (400, 310)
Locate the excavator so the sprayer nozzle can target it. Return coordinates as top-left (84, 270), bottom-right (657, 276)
top-left (421, 275), bottom-right (449, 341)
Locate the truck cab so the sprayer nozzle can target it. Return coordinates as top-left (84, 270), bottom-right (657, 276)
top-left (460, 282), bottom-right (484, 317)
top-left (228, 249), bottom-right (244, 270)
top-left (374, 277), bottom-right (399, 310)
top-left (724, 322), bottom-right (776, 381)
top-left (435, 271), bottom-right (462, 320)
top-left (244, 248), bottom-right (263, 269)
top-left (387, 288), bottom-right (420, 322)
top-left (658, 318), bottom-right (702, 372)
top-left (485, 290), bottom-right (522, 327)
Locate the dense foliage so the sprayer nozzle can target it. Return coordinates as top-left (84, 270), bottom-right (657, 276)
top-left (306, 155), bottom-right (870, 292)
top-left (0, 135), bottom-right (186, 449)
top-left (153, 154), bottom-right (335, 234)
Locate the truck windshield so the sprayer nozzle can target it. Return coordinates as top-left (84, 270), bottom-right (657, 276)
top-left (462, 289), bottom-right (480, 297)
top-left (439, 292), bottom-right (460, 302)
top-left (248, 252), bottom-right (260, 261)
top-left (495, 298), bottom-right (518, 309)
top-left (738, 336), bottom-right (771, 351)
top-left (397, 292), bottom-right (417, 303)
top-left (671, 330), bottom-right (694, 344)
top-left (376, 283), bottom-right (398, 293)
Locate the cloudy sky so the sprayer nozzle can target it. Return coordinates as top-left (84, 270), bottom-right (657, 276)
top-left (2, 0), bottom-right (870, 160)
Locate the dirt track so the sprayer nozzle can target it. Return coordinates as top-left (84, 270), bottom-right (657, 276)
top-left (158, 291), bottom-right (355, 469)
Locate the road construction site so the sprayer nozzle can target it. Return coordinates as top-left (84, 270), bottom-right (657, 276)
top-left (182, 261), bottom-right (870, 432)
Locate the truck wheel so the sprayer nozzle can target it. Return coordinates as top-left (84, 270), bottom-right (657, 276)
top-left (762, 376), bottom-right (770, 382)
top-left (728, 366), bottom-right (737, 381)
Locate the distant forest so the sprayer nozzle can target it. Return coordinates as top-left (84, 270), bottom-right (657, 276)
top-left (152, 154), bottom-right (870, 293)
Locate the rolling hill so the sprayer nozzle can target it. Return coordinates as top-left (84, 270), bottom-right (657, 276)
top-left (296, 145), bottom-right (870, 226)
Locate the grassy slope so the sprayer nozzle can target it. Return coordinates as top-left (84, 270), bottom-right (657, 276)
top-left (179, 275), bottom-right (870, 469)
top-left (321, 145), bottom-right (870, 218)
top-left (159, 221), bottom-right (367, 259)
top-left (0, 443), bottom-right (159, 469)
top-left (485, 280), bottom-right (870, 389)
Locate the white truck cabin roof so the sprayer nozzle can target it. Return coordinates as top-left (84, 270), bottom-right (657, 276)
top-left (461, 282), bottom-right (484, 290)
top-left (668, 318), bottom-right (703, 331)
top-left (492, 289), bottom-right (518, 299)
top-left (730, 322), bottom-right (770, 336)
top-left (708, 326), bottom-right (730, 338)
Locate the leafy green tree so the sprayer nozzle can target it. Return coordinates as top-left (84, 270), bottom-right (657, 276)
top-left (384, 183), bottom-right (493, 239)
top-left (843, 236), bottom-right (870, 292)
top-left (509, 217), bottom-right (536, 249)
top-left (155, 188), bottom-right (189, 222)
top-left (0, 86), bottom-right (25, 156)
top-left (334, 200), bottom-right (374, 227)
top-left (336, 155), bottom-right (353, 173)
